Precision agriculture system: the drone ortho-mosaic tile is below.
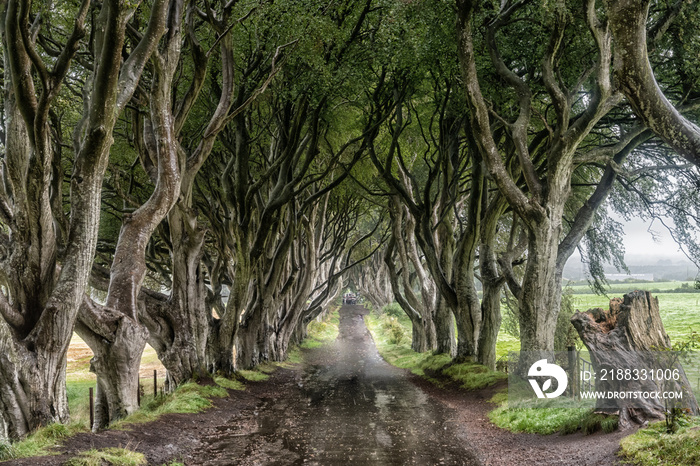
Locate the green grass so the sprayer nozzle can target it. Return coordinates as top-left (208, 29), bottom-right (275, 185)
top-left (0, 423), bottom-right (83, 461)
top-left (495, 333), bottom-right (520, 361)
top-left (488, 399), bottom-right (594, 435)
top-left (619, 418), bottom-right (700, 465)
top-left (65, 447), bottom-right (146, 466)
top-left (111, 382), bottom-right (227, 429)
top-left (284, 347), bottom-right (303, 365)
top-left (1, 376), bottom-right (235, 461)
top-left (237, 369), bottom-right (270, 382)
top-left (570, 292), bottom-right (700, 342)
top-left (567, 280), bottom-right (696, 294)
top-left (300, 309), bottom-right (340, 349)
top-left (66, 380), bottom-right (96, 427)
top-left (213, 376), bottom-right (245, 390)
top-left (365, 313), bottom-right (506, 390)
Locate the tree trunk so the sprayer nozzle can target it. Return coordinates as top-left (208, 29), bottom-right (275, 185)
top-left (0, 320), bottom-right (69, 440)
top-left (516, 220), bottom-right (564, 372)
top-left (433, 298), bottom-right (456, 356)
top-left (477, 196), bottom-right (506, 369)
top-left (409, 316), bottom-right (430, 353)
top-left (451, 156), bottom-right (483, 361)
top-left (78, 314), bottom-right (148, 429)
top-left (477, 247), bottom-right (503, 369)
top-left (0, 0), bottom-right (167, 439)
top-left (235, 306), bottom-right (267, 370)
top-left (353, 255), bottom-right (394, 312)
top-left (290, 317), bottom-right (308, 347)
top-left (205, 319), bottom-right (236, 376)
top-left (571, 291), bottom-right (700, 428)
top-left (141, 206), bottom-right (210, 386)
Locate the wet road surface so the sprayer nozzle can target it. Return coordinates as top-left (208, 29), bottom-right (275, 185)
top-left (200, 305), bottom-right (480, 465)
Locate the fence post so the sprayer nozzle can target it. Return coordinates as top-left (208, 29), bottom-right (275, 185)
top-left (154, 369), bottom-right (158, 397)
top-left (567, 346), bottom-right (577, 399)
top-left (89, 387), bottom-right (94, 430)
top-left (137, 380), bottom-right (141, 406)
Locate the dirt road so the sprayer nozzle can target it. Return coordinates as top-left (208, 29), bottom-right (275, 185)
top-left (199, 304), bottom-right (480, 465)
top-left (10, 305), bottom-right (626, 465)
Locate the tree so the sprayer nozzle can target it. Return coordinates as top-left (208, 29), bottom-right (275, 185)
top-left (455, 0), bottom-right (655, 368)
top-left (384, 194), bottom-right (438, 352)
top-left (76, 0), bottom-right (197, 429)
top-left (0, 0), bottom-right (167, 439)
top-left (605, 0), bottom-right (700, 168)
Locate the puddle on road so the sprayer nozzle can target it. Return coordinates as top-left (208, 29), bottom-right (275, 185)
top-left (199, 306), bottom-right (480, 465)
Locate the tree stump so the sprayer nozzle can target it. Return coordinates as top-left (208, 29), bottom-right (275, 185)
top-left (571, 290), bottom-right (699, 429)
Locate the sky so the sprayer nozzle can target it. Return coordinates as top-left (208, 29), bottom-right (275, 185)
top-left (620, 216), bottom-right (688, 263)
top-left (568, 215), bottom-right (691, 267)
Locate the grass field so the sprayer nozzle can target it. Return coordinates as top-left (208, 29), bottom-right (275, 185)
top-left (569, 287), bottom-right (700, 399)
top-left (569, 292), bottom-right (700, 342)
top-left (365, 312), bottom-right (506, 390)
top-left (566, 280), bottom-right (696, 294)
top-left (494, 282), bottom-right (700, 364)
top-left (490, 281), bottom-right (700, 446)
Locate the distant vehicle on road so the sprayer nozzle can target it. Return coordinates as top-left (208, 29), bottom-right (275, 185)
top-left (343, 293), bottom-right (359, 305)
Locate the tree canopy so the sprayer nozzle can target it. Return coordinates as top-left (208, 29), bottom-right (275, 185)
top-left (1, 0), bottom-right (699, 439)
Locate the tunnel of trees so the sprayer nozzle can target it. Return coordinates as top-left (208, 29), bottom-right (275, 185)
top-left (1, 0), bottom-right (699, 441)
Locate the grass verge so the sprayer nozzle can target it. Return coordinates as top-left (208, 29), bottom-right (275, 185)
top-left (364, 312), bottom-right (506, 390)
top-left (488, 396), bottom-right (617, 435)
top-left (236, 308), bottom-right (339, 380)
top-left (0, 379), bottom-right (235, 461)
top-left (0, 423), bottom-right (83, 461)
top-left (1, 308), bottom-right (338, 461)
top-left (65, 447), bottom-right (146, 466)
top-left (365, 309), bottom-right (616, 436)
top-left (619, 418), bottom-right (700, 465)
top-left (300, 309), bottom-right (340, 349)
top-left (111, 382), bottom-right (227, 429)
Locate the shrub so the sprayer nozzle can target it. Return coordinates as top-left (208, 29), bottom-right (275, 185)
top-left (379, 315), bottom-right (406, 344)
top-left (389, 323), bottom-right (405, 345)
top-left (381, 303), bottom-right (404, 318)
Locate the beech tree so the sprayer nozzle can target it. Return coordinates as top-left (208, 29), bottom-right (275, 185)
top-left (2, 0), bottom-right (699, 442)
top-left (455, 0), bottom-right (663, 367)
top-left (84, 0), bottom-right (289, 399)
top-left (76, 0), bottom-right (243, 428)
top-left (384, 195), bottom-right (439, 352)
top-left (605, 0), bottom-right (700, 168)
top-left (0, 0), bottom-right (168, 439)
top-left (349, 249), bottom-right (394, 313)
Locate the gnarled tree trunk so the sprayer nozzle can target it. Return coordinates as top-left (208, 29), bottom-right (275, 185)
top-left (571, 291), bottom-right (700, 428)
top-left (141, 206), bottom-right (210, 388)
top-left (76, 303), bottom-right (148, 429)
top-left (0, 0), bottom-right (167, 439)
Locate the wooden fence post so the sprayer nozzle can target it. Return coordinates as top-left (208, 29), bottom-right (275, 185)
top-left (89, 387), bottom-right (94, 429)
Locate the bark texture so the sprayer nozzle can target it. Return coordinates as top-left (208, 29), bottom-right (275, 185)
top-left (605, 0), bottom-right (700, 167)
top-left (0, 0), bottom-right (166, 438)
top-left (571, 291), bottom-right (700, 428)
